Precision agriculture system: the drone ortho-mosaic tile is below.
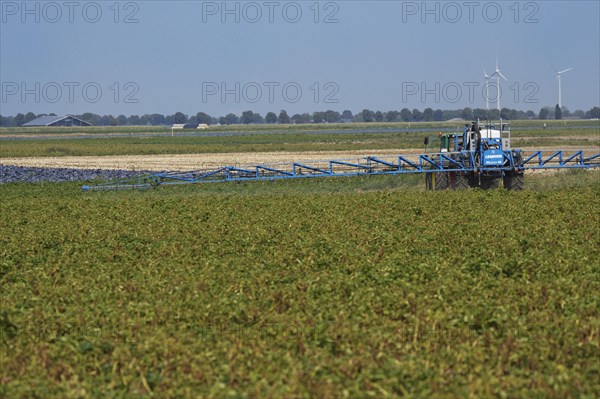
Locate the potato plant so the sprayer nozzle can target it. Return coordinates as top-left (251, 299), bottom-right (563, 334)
top-left (1, 178), bottom-right (599, 398)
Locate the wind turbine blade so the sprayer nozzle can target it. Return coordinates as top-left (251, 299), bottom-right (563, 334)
top-left (550, 63), bottom-right (558, 73)
top-left (558, 68), bottom-right (573, 74)
top-left (482, 65), bottom-right (488, 78)
top-left (498, 71), bottom-right (508, 81)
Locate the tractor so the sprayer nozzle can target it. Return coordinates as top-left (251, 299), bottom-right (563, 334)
top-left (424, 121), bottom-right (524, 190)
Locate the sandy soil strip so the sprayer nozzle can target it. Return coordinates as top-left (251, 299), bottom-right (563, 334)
top-left (0, 149), bottom-right (418, 171)
top-left (2, 147), bottom-right (598, 172)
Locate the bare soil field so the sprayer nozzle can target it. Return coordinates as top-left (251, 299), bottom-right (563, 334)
top-left (0, 149), bottom-right (417, 171)
top-left (2, 146), bottom-right (598, 172)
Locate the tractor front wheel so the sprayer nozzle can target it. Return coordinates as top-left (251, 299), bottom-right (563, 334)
top-left (504, 173), bottom-right (525, 191)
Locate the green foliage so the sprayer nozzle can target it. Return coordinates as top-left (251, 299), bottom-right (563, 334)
top-left (1, 176), bottom-right (599, 398)
top-left (555, 105), bottom-right (563, 120)
top-left (265, 112), bottom-right (277, 124)
top-left (277, 110), bottom-right (290, 124)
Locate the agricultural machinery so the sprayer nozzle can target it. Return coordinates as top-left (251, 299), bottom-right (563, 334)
top-left (424, 121), bottom-right (525, 190)
top-left (82, 121), bottom-right (600, 191)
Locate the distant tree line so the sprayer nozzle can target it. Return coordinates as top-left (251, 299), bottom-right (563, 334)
top-left (1, 107), bottom-right (599, 127)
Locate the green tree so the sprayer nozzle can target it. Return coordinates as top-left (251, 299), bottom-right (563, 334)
top-left (127, 115), bottom-right (141, 125)
top-left (81, 112), bottom-right (101, 125)
top-left (278, 110), bottom-right (290, 124)
top-left (362, 109), bottom-right (375, 122)
top-left (291, 113), bottom-right (311, 124)
top-left (472, 108), bottom-right (487, 120)
top-left (0, 115), bottom-right (15, 127)
top-left (411, 109), bottom-right (422, 122)
top-left (554, 104), bottom-right (562, 120)
top-left (422, 108), bottom-right (434, 121)
top-left (14, 113), bottom-right (25, 126)
top-left (265, 112), bottom-right (277, 124)
top-left (341, 110), bottom-right (353, 121)
top-left (101, 115), bottom-right (117, 126)
top-left (460, 107), bottom-right (473, 120)
top-left (324, 110), bottom-right (340, 123)
top-left (252, 113), bottom-right (264, 124)
top-left (116, 114), bottom-right (128, 125)
top-left (223, 113), bottom-right (239, 125)
top-left (196, 112), bottom-right (212, 124)
top-left (24, 112), bottom-right (36, 123)
top-left (539, 107), bottom-right (549, 119)
top-left (241, 111), bottom-right (254, 124)
top-left (172, 112), bottom-right (187, 124)
top-left (312, 112), bottom-right (325, 123)
top-left (140, 114), bottom-right (150, 125)
top-left (400, 108), bottom-right (412, 122)
top-left (386, 110), bottom-right (399, 122)
top-left (149, 114), bottom-right (165, 125)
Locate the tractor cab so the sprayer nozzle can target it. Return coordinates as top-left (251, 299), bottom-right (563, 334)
top-left (424, 131), bottom-right (464, 153)
top-left (462, 121), bottom-right (512, 167)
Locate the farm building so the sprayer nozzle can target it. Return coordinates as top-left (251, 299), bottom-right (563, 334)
top-left (22, 115), bottom-right (92, 127)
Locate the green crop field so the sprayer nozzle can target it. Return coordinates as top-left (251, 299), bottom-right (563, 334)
top-left (1, 171), bottom-right (599, 398)
top-left (0, 125), bottom-right (598, 158)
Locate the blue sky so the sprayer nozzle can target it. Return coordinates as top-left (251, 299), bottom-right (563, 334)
top-left (1, 0), bottom-right (599, 117)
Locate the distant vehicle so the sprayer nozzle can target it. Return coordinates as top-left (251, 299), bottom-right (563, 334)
top-left (179, 123), bottom-right (209, 129)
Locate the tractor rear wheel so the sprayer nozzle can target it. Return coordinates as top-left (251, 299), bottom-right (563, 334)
top-left (504, 173), bottom-right (525, 191)
top-left (480, 176), bottom-right (500, 190)
top-left (454, 173), bottom-right (470, 190)
top-left (434, 172), bottom-right (449, 190)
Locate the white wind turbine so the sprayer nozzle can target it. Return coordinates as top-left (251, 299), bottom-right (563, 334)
top-left (552, 64), bottom-right (573, 109)
top-left (490, 57), bottom-right (508, 112)
top-left (482, 65), bottom-right (491, 111)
